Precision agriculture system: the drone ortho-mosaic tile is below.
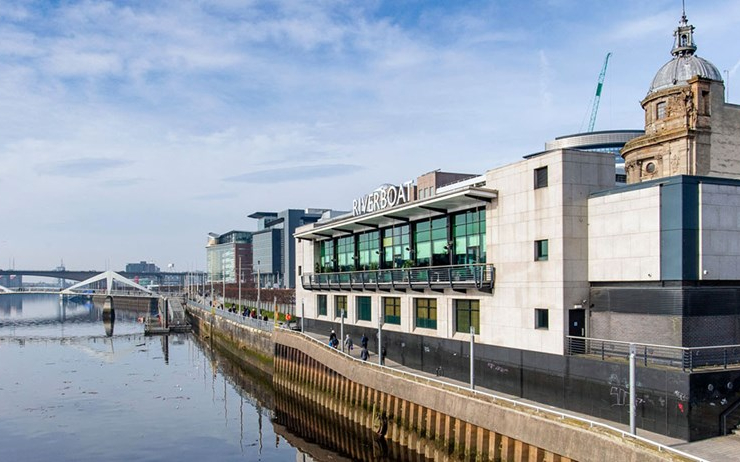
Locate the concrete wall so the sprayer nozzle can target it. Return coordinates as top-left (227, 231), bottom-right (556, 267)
top-left (274, 329), bottom-right (686, 461)
top-left (588, 186), bottom-right (661, 282)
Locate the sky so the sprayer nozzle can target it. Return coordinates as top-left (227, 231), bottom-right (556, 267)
top-left (1, 0), bottom-right (739, 273)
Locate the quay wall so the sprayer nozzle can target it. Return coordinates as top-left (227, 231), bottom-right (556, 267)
top-left (274, 329), bottom-right (686, 462)
top-left (187, 305), bottom-right (274, 376)
top-left (92, 295), bottom-right (157, 312)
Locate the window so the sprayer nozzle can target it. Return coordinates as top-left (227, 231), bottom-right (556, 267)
top-left (414, 217), bottom-right (449, 267)
top-left (382, 225), bottom-right (410, 269)
top-left (335, 295), bottom-right (347, 318)
top-left (656, 102), bottom-right (666, 120)
top-left (317, 294), bottom-right (327, 316)
top-left (358, 231), bottom-right (380, 270)
top-left (415, 298), bottom-right (437, 329)
top-left (336, 236), bottom-right (355, 272)
top-left (535, 308), bottom-right (549, 329)
top-left (534, 166), bottom-right (548, 189)
top-left (319, 240), bottom-right (335, 272)
top-left (535, 239), bottom-right (549, 261)
top-left (357, 296), bottom-right (372, 322)
top-left (383, 297), bottom-right (401, 325)
top-left (455, 299), bottom-right (479, 334)
top-left (452, 208), bottom-right (486, 264)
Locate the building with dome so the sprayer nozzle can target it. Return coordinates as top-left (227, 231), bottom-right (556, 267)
top-left (622, 13), bottom-right (740, 182)
top-left (292, 11), bottom-right (740, 441)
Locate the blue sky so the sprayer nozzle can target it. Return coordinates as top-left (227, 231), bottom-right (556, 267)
top-left (1, 0), bottom-right (739, 272)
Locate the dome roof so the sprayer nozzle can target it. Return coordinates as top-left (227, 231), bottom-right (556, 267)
top-left (647, 13), bottom-right (722, 94)
top-left (649, 55), bottom-right (722, 93)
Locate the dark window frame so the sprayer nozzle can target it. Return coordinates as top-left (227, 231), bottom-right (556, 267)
top-left (317, 294), bottom-right (327, 316)
top-left (415, 298), bottom-right (437, 329)
top-left (383, 297), bottom-right (401, 325)
top-left (535, 308), bottom-right (549, 329)
top-left (534, 166), bottom-right (548, 189)
top-left (356, 296), bottom-right (372, 322)
top-left (455, 299), bottom-right (480, 334)
top-left (535, 239), bottom-right (549, 261)
top-left (334, 295), bottom-right (347, 318)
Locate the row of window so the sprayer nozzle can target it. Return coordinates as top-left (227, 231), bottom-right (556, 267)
top-left (316, 295), bottom-right (549, 332)
top-left (316, 208), bottom-right (486, 272)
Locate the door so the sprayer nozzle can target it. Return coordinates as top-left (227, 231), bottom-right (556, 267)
top-left (568, 309), bottom-right (586, 354)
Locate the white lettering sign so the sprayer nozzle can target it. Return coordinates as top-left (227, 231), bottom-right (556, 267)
top-left (352, 181), bottom-right (413, 216)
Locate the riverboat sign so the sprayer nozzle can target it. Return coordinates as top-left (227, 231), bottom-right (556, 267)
top-left (352, 181), bottom-right (414, 217)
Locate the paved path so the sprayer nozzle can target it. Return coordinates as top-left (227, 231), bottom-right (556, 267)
top-left (305, 330), bottom-right (740, 462)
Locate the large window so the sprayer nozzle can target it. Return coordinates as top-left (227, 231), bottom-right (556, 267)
top-left (319, 240), bottom-right (335, 272)
top-left (317, 294), bottom-right (327, 316)
top-left (415, 298), bottom-right (437, 329)
top-left (336, 236), bottom-right (355, 272)
top-left (335, 295), bottom-right (347, 318)
top-left (535, 239), bottom-right (549, 261)
top-left (382, 225), bottom-right (410, 268)
top-left (455, 299), bottom-right (479, 334)
top-left (358, 231), bottom-right (380, 270)
top-left (357, 296), bottom-right (372, 322)
top-left (415, 217), bottom-right (449, 267)
top-left (452, 209), bottom-right (486, 265)
top-left (383, 297), bottom-right (401, 325)
top-left (656, 101), bottom-right (666, 120)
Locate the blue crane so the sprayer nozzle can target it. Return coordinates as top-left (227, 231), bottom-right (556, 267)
top-left (587, 52), bottom-right (612, 132)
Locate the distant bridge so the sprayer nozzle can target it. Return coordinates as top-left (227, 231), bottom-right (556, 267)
top-left (0, 269), bottom-right (204, 285)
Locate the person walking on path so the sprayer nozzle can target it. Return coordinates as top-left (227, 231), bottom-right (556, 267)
top-left (360, 333), bottom-right (368, 349)
top-left (329, 329), bottom-right (337, 346)
top-left (381, 346), bottom-right (387, 366)
top-left (344, 334), bottom-right (353, 352)
top-left (360, 347), bottom-right (369, 361)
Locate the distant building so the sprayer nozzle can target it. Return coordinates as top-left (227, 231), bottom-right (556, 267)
top-left (249, 209), bottom-right (334, 289)
top-left (125, 261), bottom-right (160, 273)
top-left (206, 231), bottom-right (253, 286)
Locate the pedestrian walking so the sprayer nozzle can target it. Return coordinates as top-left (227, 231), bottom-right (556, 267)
top-left (344, 334), bottom-right (353, 352)
top-left (360, 333), bottom-right (368, 349)
top-left (381, 346), bottom-right (387, 365)
top-left (360, 347), bottom-right (369, 361)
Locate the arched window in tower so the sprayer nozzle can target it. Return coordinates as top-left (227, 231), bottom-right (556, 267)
top-left (656, 102), bottom-right (666, 119)
top-left (681, 34), bottom-right (688, 46)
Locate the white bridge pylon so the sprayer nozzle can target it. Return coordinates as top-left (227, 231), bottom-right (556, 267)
top-left (61, 270), bottom-right (154, 296)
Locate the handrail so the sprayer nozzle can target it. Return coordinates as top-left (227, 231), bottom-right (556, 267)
top-left (282, 329), bottom-right (707, 462)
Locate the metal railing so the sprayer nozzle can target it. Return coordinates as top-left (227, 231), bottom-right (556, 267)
top-left (301, 263), bottom-right (495, 292)
top-left (187, 300), bottom-right (274, 333)
top-left (281, 329), bottom-right (707, 462)
top-left (566, 336), bottom-right (740, 372)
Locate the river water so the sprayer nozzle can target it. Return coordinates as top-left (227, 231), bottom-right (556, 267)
top-left (0, 293), bottom-right (302, 462)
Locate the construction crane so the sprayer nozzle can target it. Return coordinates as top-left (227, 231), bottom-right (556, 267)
top-left (587, 52), bottom-right (611, 132)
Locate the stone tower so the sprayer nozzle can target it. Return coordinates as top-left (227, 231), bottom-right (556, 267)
top-left (621, 12), bottom-right (740, 183)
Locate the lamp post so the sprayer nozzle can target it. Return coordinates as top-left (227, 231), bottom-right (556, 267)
top-left (629, 343), bottom-right (637, 435)
top-left (238, 256), bottom-right (242, 314)
top-left (221, 260), bottom-right (226, 308)
top-left (257, 260), bottom-right (261, 313)
top-left (470, 325), bottom-right (475, 390)
top-left (301, 298), bottom-right (305, 333)
top-left (378, 303), bottom-right (383, 366)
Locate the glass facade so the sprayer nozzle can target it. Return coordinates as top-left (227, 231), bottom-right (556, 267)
top-left (452, 209), bottom-right (486, 264)
top-left (317, 294), bottom-right (327, 316)
top-left (415, 298), bottom-right (437, 329)
top-left (455, 299), bottom-right (479, 334)
top-left (358, 231), bottom-right (380, 270)
top-left (311, 207), bottom-right (486, 273)
top-left (335, 295), bottom-right (347, 318)
top-left (383, 297), bottom-right (401, 325)
top-left (415, 217), bottom-right (449, 267)
top-left (337, 236), bottom-right (354, 272)
top-left (319, 240), bottom-right (335, 272)
top-left (382, 225), bottom-right (410, 268)
top-left (357, 296), bottom-right (372, 321)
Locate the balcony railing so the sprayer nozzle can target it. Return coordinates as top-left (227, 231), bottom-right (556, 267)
top-left (301, 263), bottom-right (495, 293)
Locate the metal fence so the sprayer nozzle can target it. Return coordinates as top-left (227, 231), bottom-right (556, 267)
top-left (187, 300), bottom-right (275, 333)
top-left (566, 336), bottom-right (740, 372)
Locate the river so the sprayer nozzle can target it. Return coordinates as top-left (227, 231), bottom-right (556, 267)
top-left (0, 293), bottom-right (303, 462)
